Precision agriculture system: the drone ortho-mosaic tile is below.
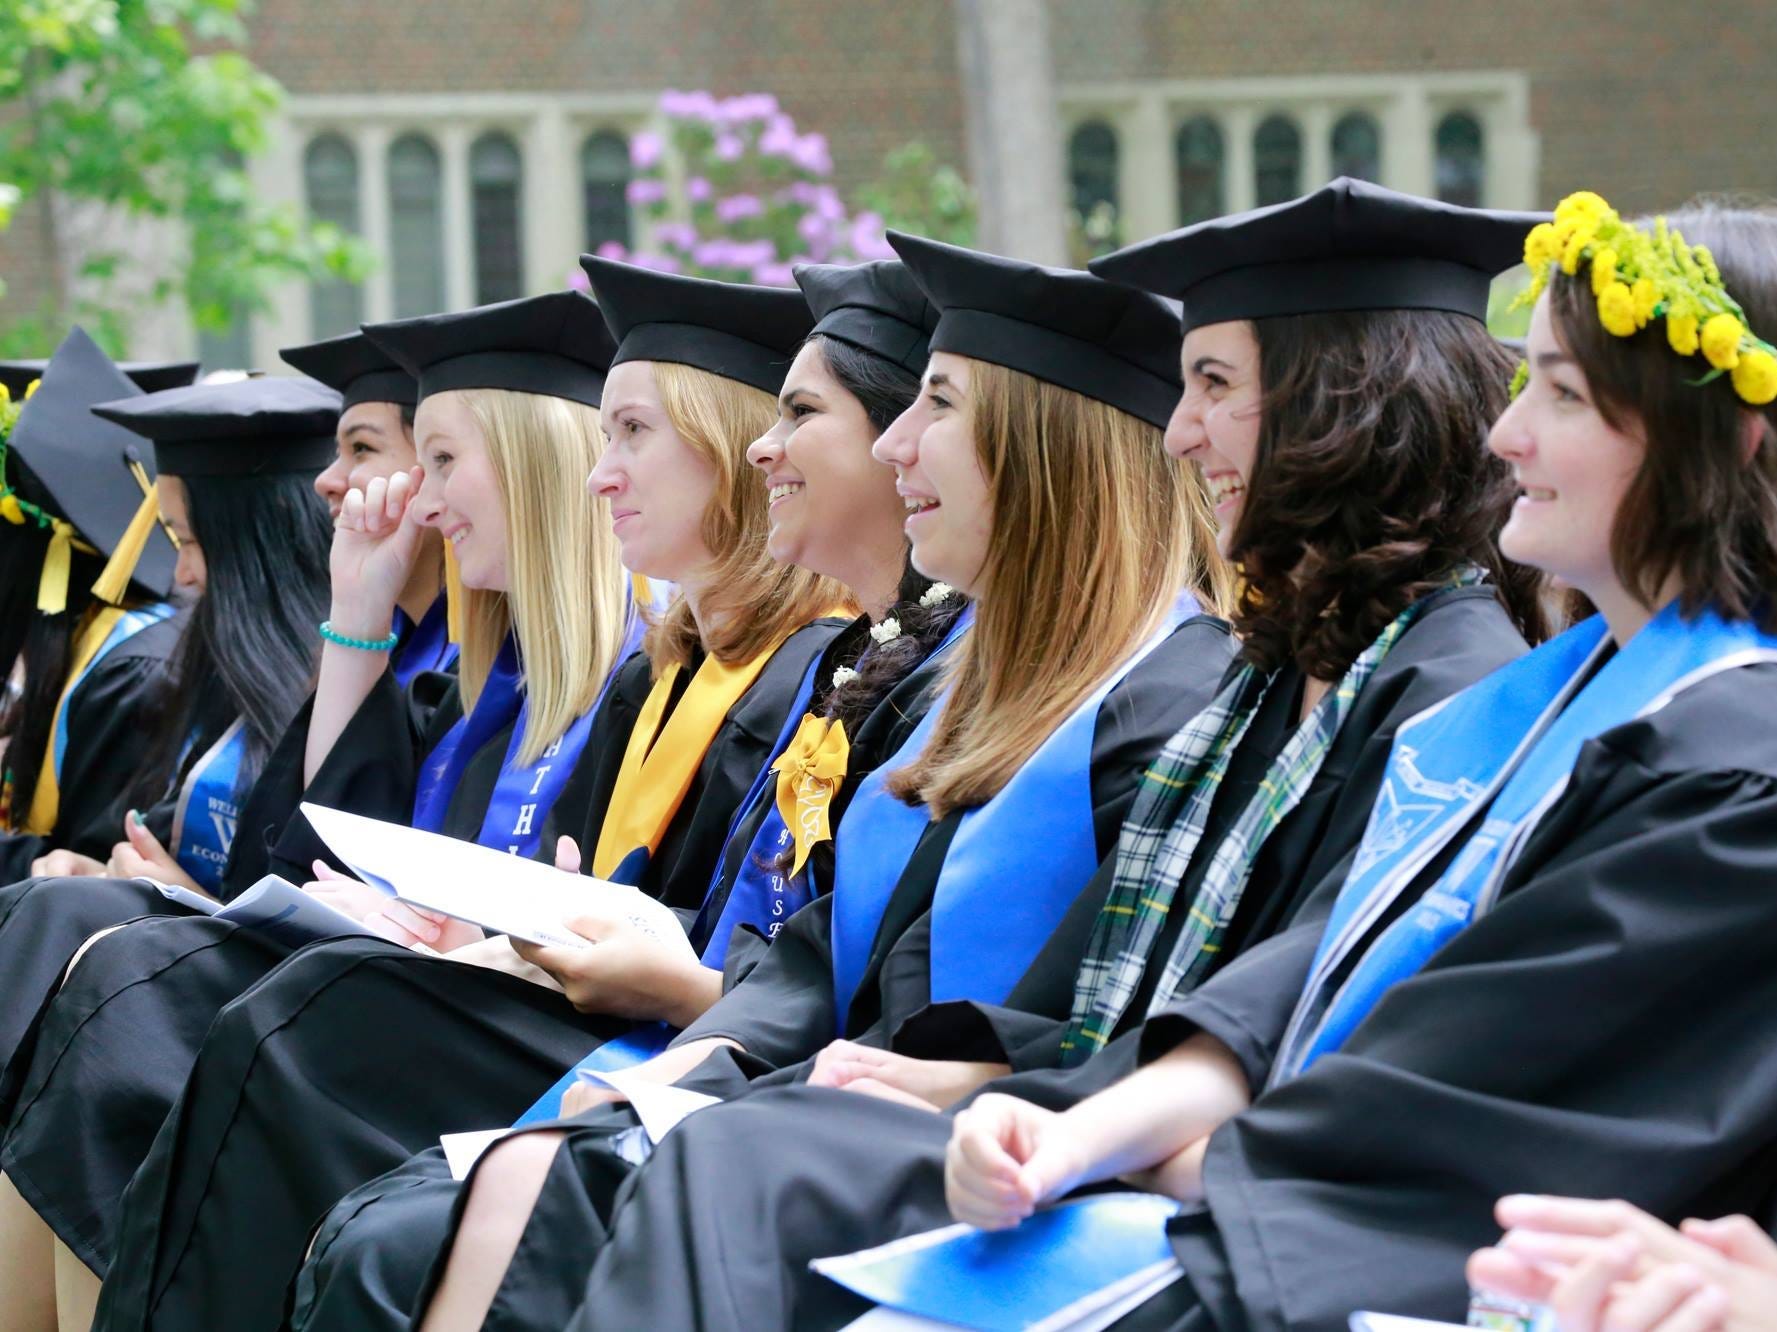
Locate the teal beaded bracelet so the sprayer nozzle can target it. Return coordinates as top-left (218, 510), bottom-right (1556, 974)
top-left (320, 620), bottom-right (400, 652)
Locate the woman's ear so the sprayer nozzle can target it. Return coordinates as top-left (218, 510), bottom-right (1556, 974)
top-left (1740, 407), bottom-right (1773, 466)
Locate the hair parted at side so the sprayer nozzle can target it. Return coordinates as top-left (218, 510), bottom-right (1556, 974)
top-left (887, 358), bottom-right (1231, 820)
top-left (1230, 308), bottom-right (1550, 680)
top-left (1546, 199), bottom-right (1777, 634)
top-left (454, 387), bottom-right (632, 767)
top-left (645, 361), bottom-right (858, 672)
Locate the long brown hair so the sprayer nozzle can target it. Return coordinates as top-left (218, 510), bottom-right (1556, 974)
top-left (888, 359), bottom-right (1231, 819)
top-left (1547, 200), bottom-right (1777, 633)
top-left (1230, 309), bottom-right (1549, 679)
top-left (645, 361), bottom-right (857, 672)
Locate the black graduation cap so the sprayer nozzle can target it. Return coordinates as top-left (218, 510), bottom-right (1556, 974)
top-left (580, 256), bottom-right (814, 395)
top-left (279, 331), bottom-right (419, 410)
top-left (887, 230), bottom-right (1182, 429)
top-left (3, 327), bottom-right (176, 603)
top-left (794, 260), bottom-right (938, 375)
top-left (91, 376), bottom-right (342, 479)
top-left (1090, 177), bottom-right (1544, 332)
top-left (0, 345), bottom-right (199, 403)
top-left (363, 291), bottom-right (615, 410)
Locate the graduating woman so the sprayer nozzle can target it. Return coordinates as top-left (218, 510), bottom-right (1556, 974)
top-left (106, 255), bottom-right (971, 1332)
top-left (84, 262), bottom-right (859, 1332)
top-left (614, 194), bottom-right (1777, 1331)
top-left (376, 234), bottom-right (1241, 1332)
top-left (0, 372), bottom-right (336, 1330)
top-left (0, 329), bottom-right (191, 881)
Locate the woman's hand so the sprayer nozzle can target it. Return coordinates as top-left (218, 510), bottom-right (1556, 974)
top-left (104, 811), bottom-right (205, 891)
top-left (1467, 1197), bottom-right (1777, 1332)
top-left (328, 470), bottom-right (425, 636)
top-left (807, 1040), bottom-right (1009, 1111)
top-left (512, 836), bottom-right (718, 1028)
top-left (946, 1093), bottom-right (1091, 1230)
top-left (31, 849), bottom-right (109, 878)
top-left (303, 860), bottom-right (481, 951)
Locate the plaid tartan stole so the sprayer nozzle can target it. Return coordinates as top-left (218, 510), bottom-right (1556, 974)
top-left (1059, 593), bottom-right (1444, 1064)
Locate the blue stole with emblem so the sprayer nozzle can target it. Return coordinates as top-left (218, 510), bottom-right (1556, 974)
top-left (51, 601), bottom-right (177, 782)
top-left (829, 594), bottom-right (1202, 1033)
top-left (170, 719), bottom-right (252, 892)
top-left (390, 596), bottom-right (458, 689)
top-left (412, 610), bottom-right (644, 858)
top-left (1273, 602), bottom-right (1777, 1084)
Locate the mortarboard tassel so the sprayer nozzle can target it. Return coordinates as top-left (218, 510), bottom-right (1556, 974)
top-left (37, 519), bottom-right (80, 614)
top-left (90, 481), bottom-right (162, 606)
top-left (442, 538), bottom-right (466, 644)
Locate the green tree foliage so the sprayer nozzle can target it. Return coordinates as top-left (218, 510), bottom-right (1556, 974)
top-left (0, 0), bottom-right (368, 353)
top-left (856, 141), bottom-right (977, 248)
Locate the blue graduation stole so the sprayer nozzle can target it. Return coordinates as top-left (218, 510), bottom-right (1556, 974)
top-left (51, 601), bottom-right (176, 782)
top-left (170, 718), bottom-right (252, 893)
top-left (390, 596), bottom-right (457, 689)
top-left (410, 612), bottom-right (644, 859)
top-left (830, 594), bottom-right (1202, 1033)
top-left (1273, 602), bottom-right (1777, 1084)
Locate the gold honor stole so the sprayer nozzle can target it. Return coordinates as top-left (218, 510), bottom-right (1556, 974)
top-left (19, 605), bottom-right (126, 834)
top-left (591, 615), bottom-right (845, 881)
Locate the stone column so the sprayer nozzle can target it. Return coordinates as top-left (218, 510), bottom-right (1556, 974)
top-left (358, 124), bottom-right (394, 324)
top-left (954, 0), bottom-right (1068, 264)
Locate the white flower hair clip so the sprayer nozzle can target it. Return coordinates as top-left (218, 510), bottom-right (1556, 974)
top-left (830, 665), bottom-right (860, 690)
top-left (869, 616), bottom-right (902, 646)
top-left (918, 582), bottom-right (953, 609)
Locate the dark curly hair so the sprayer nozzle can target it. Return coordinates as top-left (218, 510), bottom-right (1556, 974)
top-left (1544, 200), bottom-right (1777, 634)
top-left (1229, 308), bottom-right (1549, 678)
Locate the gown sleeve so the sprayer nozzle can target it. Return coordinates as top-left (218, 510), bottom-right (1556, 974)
top-left (0, 632), bottom-right (172, 880)
top-left (1170, 671), bottom-right (1777, 1331)
top-left (674, 892), bottom-right (841, 1065)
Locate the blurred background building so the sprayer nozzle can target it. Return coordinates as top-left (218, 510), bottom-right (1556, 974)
top-left (4, 0), bottom-right (1775, 367)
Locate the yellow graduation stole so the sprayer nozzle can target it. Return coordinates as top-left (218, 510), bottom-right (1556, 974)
top-left (591, 611), bottom-right (848, 881)
top-left (19, 604), bottom-right (126, 834)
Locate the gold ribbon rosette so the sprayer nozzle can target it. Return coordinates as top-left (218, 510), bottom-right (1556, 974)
top-left (769, 713), bottom-right (851, 877)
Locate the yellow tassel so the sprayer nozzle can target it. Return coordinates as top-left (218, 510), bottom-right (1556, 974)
top-left (442, 539), bottom-right (466, 644)
top-left (90, 483), bottom-right (162, 606)
top-left (37, 519), bottom-right (78, 614)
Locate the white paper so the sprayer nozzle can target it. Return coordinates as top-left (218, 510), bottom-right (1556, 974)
top-left (132, 877), bottom-right (221, 914)
top-left (298, 803), bottom-right (695, 958)
top-left (439, 1128), bottom-right (512, 1181)
top-left (215, 874), bottom-right (384, 943)
top-left (1348, 1316), bottom-right (1471, 1332)
top-left (575, 1065), bottom-right (720, 1144)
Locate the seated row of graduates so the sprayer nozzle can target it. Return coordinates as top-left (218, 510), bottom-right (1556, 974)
top-left (0, 175), bottom-right (1773, 1331)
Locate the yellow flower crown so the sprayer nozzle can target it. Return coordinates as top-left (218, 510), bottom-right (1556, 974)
top-left (1513, 190), bottom-right (1777, 407)
top-left (0, 378), bottom-right (37, 527)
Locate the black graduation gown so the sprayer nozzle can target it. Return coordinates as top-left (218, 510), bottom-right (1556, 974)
top-left (296, 616), bottom-right (1239, 1332)
top-left (0, 612), bottom-right (182, 882)
top-left (0, 637), bottom-right (668, 1276)
top-left (558, 657), bottom-right (1777, 1332)
top-left (84, 621), bottom-right (847, 1332)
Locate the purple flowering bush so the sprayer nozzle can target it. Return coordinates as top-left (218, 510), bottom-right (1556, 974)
top-left (582, 90), bottom-right (898, 287)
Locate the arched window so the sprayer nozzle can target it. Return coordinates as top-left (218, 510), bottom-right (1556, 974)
top-left (582, 130), bottom-right (632, 252)
top-left (1253, 114), bottom-right (1302, 206)
top-left (303, 134), bottom-right (363, 336)
top-left (1174, 116), bottom-right (1225, 225)
top-left (1435, 111), bottom-right (1485, 207)
top-left (388, 134), bottom-right (445, 318)
top-left (1066, 120), bottom-right (1120, 255)
top-left (471, 132), bottom-right (524, 304)
top-left (1330, 112), bottom-right (1382, 185)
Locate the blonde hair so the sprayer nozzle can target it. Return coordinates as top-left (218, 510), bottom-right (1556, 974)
top-left (888, 359), bottom-right (1231, 818)
top-left (453, 388), bottom-right (631, 766)
top-left (645, 361), bottom-right (858, 671)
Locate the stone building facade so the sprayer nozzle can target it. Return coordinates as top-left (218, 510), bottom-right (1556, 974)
top-left (5, 0), bottom-right (1776, 363)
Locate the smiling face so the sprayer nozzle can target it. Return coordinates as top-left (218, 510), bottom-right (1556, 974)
top-left (871, 350), bottom-right (993, 594)
top-left (312, 401), bottom-right (417, 520)
top-left (1165, 320), bottom-right (1263, 559)
top-left (156, 474), bottom-right (206, 595)
top-left (410, 391), bottom-right (510, 591)
top-left (588, 359), bottom-right (721, 582)
top-left (1488, 295), bottom-right (1647, 605)
top-left (745, 340), bottom-right (905, 598)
